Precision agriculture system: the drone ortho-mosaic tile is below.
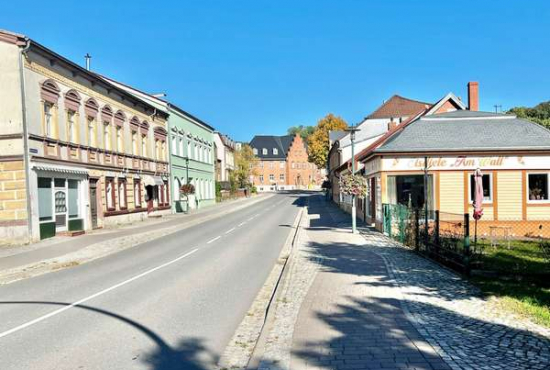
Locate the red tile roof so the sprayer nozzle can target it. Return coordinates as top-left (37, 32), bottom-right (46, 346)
top-left (367, 95), bottom-right (432, 119)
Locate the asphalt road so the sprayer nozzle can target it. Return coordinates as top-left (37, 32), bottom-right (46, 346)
top-left (0, 192), bottom-right (306, 370)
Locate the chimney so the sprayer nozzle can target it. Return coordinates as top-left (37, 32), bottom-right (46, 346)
top-left (467, 81), bottom-right (479, 111)
top-left (84, 53), bottom-right (92, 71)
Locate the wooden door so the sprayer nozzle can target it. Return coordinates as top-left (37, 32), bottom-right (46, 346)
top-left (89, 179), bottom-right (98, 229)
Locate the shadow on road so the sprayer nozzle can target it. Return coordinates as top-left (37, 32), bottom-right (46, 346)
top-left (0, 301), bottom-right (215, 370)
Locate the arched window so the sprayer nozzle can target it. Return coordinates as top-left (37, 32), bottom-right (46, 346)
top-left (85, 99), bottom-right (99, 147)
top-left (101, 105), bottom-right (113, 151)
top-left (64, 90), bottom-right (81, 144)
top-left (114, 111), bottom-right (126, 153)
top-left (40, 80), bottom-right (60, 138)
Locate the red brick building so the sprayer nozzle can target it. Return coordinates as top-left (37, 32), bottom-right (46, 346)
top-left (249, 134), bottom-right (323, 191)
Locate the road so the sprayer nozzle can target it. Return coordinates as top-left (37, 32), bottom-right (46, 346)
top-left (0, 192), bottom-right (306, 370)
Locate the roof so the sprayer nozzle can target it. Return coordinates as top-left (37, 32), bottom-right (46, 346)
top-left (376, 110), bottom-right (550, 153)
top-left (424, 92), bottom-right (467, 115)
top-left (367, 95), bottom-right (432, 119)
top-left (0, 29), bottom-right (168, 119)
top-left (249, 135), bottom-right (295, 160)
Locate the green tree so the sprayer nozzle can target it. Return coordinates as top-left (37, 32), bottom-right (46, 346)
top-left (232, 144), bottom-right (258, 188)
top-left (287, 125), bottom-right (315, 141)
top-left (509, 101), bottom-right (550, 129)
top-left (307, 113), bottom-right (348, 168)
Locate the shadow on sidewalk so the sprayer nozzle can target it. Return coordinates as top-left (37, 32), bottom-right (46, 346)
top-left (0, 301), bottom-right (216, 370)
top-left (292, 237), bottom-right (550, 369)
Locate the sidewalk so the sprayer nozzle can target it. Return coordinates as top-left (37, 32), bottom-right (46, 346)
top-left (253, 195), bottom-right (550, 370)
top-left (0, 194), bottom-right (270, 275)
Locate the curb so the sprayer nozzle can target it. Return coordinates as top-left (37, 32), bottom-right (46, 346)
top-left (0, 194), bottom-right (275, 285)
top-left (217, 202), bottom-right (305, 370)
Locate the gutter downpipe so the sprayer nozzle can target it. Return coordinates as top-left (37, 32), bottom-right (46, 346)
top-left (19, 38), bottom-right (33, 239)
top-left (167, 104), bottom-right (175, 214)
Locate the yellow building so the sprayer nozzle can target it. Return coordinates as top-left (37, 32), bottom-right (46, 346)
top-left (0, 29), bottom-right (170, 241)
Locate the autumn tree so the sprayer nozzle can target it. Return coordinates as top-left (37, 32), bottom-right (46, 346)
top-left (231, 144), bottom-right (258, 188)
top-left (509, 101), bottom-right (550, 129)
top-left (287, 125), bottom-right (315, 141)
top-left (307, 113), bottom-right (348, 168)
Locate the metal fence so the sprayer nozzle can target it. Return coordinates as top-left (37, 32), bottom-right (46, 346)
top-left (383, 204), bottom-right (478, 274)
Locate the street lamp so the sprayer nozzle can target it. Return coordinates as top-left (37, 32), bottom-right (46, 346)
top-left (345, 125), bottom-right (360, 234)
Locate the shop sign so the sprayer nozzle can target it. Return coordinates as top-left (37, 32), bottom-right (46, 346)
top-left (382, 155), bottom-right (550, 171)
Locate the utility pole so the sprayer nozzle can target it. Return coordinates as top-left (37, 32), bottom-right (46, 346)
top-left (494, 104), bottom-right (502, 113)
top-left (346, 125), bottom-right (360, 234)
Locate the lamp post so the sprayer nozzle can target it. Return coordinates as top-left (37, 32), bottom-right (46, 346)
top-left (346, 125), bottom-right (360, 234)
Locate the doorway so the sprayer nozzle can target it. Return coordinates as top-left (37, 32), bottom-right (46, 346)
top-left (54, 178), bottom-right (67, 232)
top-left (89, 179), bottom-right (98, 229)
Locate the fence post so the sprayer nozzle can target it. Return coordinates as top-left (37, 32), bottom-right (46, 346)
top-left (435, 210), bottom-right (440, 253)
top-left (463, 213), bottom-right (471, 275)
top-left (415, 209), bottom-right (420, 252)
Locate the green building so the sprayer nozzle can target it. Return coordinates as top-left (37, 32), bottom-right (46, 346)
top-left (106, 79), bottom-right (216, 212)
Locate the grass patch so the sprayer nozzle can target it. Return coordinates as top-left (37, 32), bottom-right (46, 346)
top-left (471, 239), bottom-right (550, 328)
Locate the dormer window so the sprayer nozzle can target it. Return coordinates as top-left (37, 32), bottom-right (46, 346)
top-left (262, 148), bottom-right (267, 155)
top-left (273, 148), bottom-right (278, 155)
top-left (253, 148), bottom-right (258, 155)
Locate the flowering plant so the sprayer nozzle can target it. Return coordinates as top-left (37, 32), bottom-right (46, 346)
top-left (180, 184), bottom-right (195, 196)
top-left (340, 174), bottom-right (368, 197)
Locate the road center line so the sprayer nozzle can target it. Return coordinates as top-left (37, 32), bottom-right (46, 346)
top-left (225, 227), bottom-right (236, 234)
top-left (238, 222), bottom-right (246, 227)
top-left (207, 236), bottom-right (221, 244)
top-left (0, 248), bottom-right (200, 340)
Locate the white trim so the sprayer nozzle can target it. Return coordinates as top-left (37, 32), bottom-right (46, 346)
top-left (467, 172), bottom-right (494, 204)
top-left (425, 92), bottom-right (467, 115)
top-left (526, 172), bottom-right (550, 204)
top-left (421, 115), bottom-right (516, 121)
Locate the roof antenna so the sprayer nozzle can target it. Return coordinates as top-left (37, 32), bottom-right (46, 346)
top-left (84, 53), bottom-right (92, 71)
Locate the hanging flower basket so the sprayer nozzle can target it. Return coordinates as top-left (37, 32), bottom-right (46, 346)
top-left (180, 184), bottom-right (195, 196)
top-left (340, 174), bottom-right (368, 197)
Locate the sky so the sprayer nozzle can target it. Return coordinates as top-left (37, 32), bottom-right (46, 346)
top-left (2, 1), bottom-right (550, 142)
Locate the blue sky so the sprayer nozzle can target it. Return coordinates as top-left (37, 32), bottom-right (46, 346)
top-left (2, 1), bottom-right (549, 141)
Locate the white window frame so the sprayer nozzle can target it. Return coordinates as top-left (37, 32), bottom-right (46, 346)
top-left (468, 172), bottom-right (493, 204)
top-left (262, 148), bottom-right (267, 155)
top-left (527, 172), bottom-right (550, 204)
top-left (273, 148), bottom-right (278, 155)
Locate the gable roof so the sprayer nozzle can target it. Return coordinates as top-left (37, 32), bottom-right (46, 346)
top-left (424, 92), bottom-right (467, 115)
top-left (376, 110), bottom-right (550, 153)
top-left (249, 135), bottom-right (295, 160)
top-left (367, 95), bottom-right (432, 119)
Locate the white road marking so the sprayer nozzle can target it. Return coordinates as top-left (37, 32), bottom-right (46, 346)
top-left (0, 248), bottom-right (199, 339)
top-left (247, 217), bottom-right (255, 221)
top-left (207, 236), bottom-right (221, 244)
top-left (225, 227), bottom-right (236, 234)
top-left (238, 222), bottom-right (246, 227)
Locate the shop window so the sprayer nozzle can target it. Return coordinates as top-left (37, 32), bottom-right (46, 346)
top-left (68, 180), bottom-right (79, 219)
top-left (387, 175), bottom-right (434, 210)
top-left (118, 179), bottom-right (127, 210)
top-left (134, 180), bottom-right (142, 208)
top-left (528, 173), bottom-right (549, 201)
top-left (38, 177), bottom-right (53, 221)
top-left (105, 177), bottom-right (115, 211)
top-left (469, 173), bottom-right (493, 203)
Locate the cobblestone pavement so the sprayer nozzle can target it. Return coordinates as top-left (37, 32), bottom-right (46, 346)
top-left (255, 195), bottom-right (550, 370)
top-left (362, 230), bottom-right (550, 370)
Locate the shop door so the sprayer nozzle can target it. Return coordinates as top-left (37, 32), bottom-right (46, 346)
top-left (54, 179), bottom-right (67, 232)
top-left (89, 179), bottom-right (98, 229)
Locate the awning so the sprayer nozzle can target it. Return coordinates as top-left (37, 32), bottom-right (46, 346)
top-left (33, 164), bottom-right (88, 176)
top-left (143, 175), bottom-right (164, 186)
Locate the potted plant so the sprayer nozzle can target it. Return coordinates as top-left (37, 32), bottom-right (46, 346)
top-left (180, 183), bottom-right (195, 213)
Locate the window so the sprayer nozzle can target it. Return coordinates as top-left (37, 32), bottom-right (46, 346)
top-left (194, 144), bottom-right (199, 160)
top-left (132, 131), bottom-right (138, 155)
top-left (38, 177), bottom-right (53, 221)
top-left (105, 177), bottom-right (115, 211)
top-left (279, 174), bottom-right (285, 181)
top-left (141, 135), bottom-right (147, 157)
top-left (387, 175), bottom-right (434, 210)
top-left (259, 175), bottom-right (264, 183)
top-left (134, 180), bottom-right (141, 208)
top-left (187, 141), bottom-right (191, 158)
top-left (87, 117), bottom-right (96, 147)
top-left (67, 111), bottom-right (77, 143)
top-left (469, 173), bottom-right (493, 203)
top-left (253, 148), bottom-right (258, 155)
top-left (103, 123), bottom-right (111, 151)
top-left (172, 136), bottom-right (177, 155)
top-left (528, 173), bottom-right (549, 201)
top-left (273, 148), bottom-right (278, 155)
top-left (68, 180), bottom-right (79, 218)
top-left (161, 140), bottom-right (166, 161)
top-left (44, 102), bottom-right (54, 137)
top-left (155, 139), bottom-right (160, 160)
top-left (179, 137), bottom-right (184, 156)
top-left (269, 174), bottom-right (275, 182)
top-left (280, 161), bottom-right (285, 169)
top-left (291, 162), bottom-right (296, 169)
top-left (269, 162), bottom-right (274, 169)
top-left (118, 179), bottom-right (127, 210)
top-left (116, 126), bottom-right (124, 153)
top-left (262, 148), bottom-right (267, 155)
